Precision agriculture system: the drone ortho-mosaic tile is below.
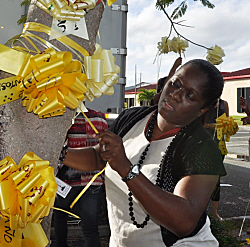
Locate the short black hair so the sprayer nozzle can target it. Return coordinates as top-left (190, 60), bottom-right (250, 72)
top-left (157, 76), bottom-right (168, 93)
top-left (183, 59), bottom-right (224, 109)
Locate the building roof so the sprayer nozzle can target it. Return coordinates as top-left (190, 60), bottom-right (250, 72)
top-left (222, 68), bottom-right (250, 81)
top-left (125, 83), bottom-right (157, 94)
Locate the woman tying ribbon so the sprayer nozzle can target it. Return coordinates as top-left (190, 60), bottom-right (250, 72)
top-left (62, 59), bottom-right (226, 246)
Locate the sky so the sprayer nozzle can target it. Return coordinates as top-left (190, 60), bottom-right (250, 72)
top-left (126, 0), bottom-right (250, 86)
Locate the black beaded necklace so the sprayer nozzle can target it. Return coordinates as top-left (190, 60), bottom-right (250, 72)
top-left (127, 111), bottom-right (157, 228)
top-left (127, 110), bottom-right (184, 228)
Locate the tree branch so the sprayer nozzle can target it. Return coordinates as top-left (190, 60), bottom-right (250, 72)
top-left (156, 0), bottom-right (212, 50)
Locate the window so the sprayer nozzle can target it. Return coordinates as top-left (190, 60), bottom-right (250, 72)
top-left (129, 98), bottom-right (135, 107)
top-left (237, 87), bottom-right (250, 113)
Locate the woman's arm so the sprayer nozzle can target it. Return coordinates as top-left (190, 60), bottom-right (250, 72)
top-left (62, 145), bottom-right (106, 171)
top-left (204, 122), bottom-right (216, 130)
top-left (126, 173), bottom-right (218, 237)
top-left (96, 130), bottom-right (218, 238)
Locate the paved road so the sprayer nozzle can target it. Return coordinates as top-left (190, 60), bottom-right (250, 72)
top-left (214, 157), bottom-right (250, 218)
top-left (227, 126), bottom-right (250, 158)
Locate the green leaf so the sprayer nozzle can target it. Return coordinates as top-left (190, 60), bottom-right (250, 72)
top-left (200, 0), bottom-right (215, 9)
top-left (17, 0), bottom-right (30, 25)
top-left (156, 0), bottom-right (175, 10)
top-left (20, 0), bottom-right (31, 7)
top-left (171, 1), bottom-right (188, 20)
top-left (17, 15), bottom-right (27, 25)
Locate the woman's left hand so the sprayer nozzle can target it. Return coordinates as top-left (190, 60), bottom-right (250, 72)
top-left (94, 131), bottom-right (131, 175)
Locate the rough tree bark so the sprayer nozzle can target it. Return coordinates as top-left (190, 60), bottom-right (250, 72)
top-left (0, 0), bottom-right (105, 245)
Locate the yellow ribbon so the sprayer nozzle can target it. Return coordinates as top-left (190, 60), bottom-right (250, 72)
top-left (37, 0), bottom-right (97, 21)
top-left (70, 165), bottom-right (107, 208)
top-left (0, 45), bottom-right (87, 118)
top-left (37, 0), bottom-right (118, 20)
top-left (0, 152), bottom-right (57, 247)
top-left (215, 113), bottom-right (239, 155)
top-left (69, 104), bottom-right (108, 208)
top-left (107, 0), bottom-right (117, 5)
top-left (206, 45), bottom-right (225, 65)
top-left (22, 23), bottom-right (120, 102)
top-left (0, 23), bottom-right (120, 118)
top-left (157, 36), bottom-right (189, 56)
top-left (84, 43), bottom-right (120, 102)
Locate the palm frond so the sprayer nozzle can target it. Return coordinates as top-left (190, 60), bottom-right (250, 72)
top-left (137, 89), bottom-right (156, 104)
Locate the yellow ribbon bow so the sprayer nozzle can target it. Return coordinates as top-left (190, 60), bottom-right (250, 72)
top-left (0, 45), bottom-right (88, 118)
top-left (0, 152), bottom-right (57, 247)
top-left (215, 113), bottom-right (239, 155)
top-left (157, 36), bottom-right (189, 56)
top-left (37, 0), bottom-right (97, 21)
top-left (0, 22), bottom-right (120, 118)
top-left (206, 45), bottom-right (225, 65)
top-left (83, 44), bottom-right (120, 102)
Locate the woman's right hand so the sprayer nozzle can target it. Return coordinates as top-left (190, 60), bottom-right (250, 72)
top-left (95, 131), bottom-right (132, 178)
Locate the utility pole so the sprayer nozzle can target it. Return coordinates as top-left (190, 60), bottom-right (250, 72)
top-left (134, 64), bottom-right (137, 106)
top-left (140, 73), bottom-right (142, 88)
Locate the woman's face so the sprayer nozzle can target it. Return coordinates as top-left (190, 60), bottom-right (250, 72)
top-left (158, 64), bottom-right (209, 127)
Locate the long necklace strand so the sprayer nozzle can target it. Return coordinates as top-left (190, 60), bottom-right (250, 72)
top-left (127, 111), bottom-right (186, 229)
top-left (127, 111), bottom-right (157, 228)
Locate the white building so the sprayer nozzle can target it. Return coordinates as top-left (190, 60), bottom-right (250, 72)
top-left (125, 68), bottom-right (250, 117)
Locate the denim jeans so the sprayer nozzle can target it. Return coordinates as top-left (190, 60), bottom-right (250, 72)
top-left (53, 185), bottom-right (104, 247)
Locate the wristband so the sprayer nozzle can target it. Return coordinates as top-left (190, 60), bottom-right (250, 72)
top-left (122, 164), bottom-right (140, 182)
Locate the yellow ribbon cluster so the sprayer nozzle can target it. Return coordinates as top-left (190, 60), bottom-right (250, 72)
top-left (157, 36), bottom-right (189, 56)
top-left (37, 0), bottom-right (118, 21)
top-left (0, 23), bottom-right (120, 118)
top-left (0, 152), bottom-right (57, 247)
top-left (37, 0), bottom-right (97, 21)
top-left (0, 45), bottom-right (88, 118)
top-left (206, 45), bottom-right (225, 65)
top-left (216, 113), bottom-right (239, 155)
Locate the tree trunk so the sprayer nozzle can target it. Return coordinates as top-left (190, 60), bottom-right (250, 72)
top-left (0, 0), bottom-right (105, 245)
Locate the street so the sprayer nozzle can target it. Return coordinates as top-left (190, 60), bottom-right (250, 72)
top-left (226, 126), bottom-right (250, 158)
top-left (208, 126), bottom-right (250, 218)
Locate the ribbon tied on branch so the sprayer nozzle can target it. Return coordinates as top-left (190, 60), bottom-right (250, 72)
top-left (157, 36), bottom-right (189, 56)
top-left (206, 45), bottom-right (225, 66)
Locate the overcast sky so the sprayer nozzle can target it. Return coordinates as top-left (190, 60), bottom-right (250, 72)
top-left (126, 0), bottom-right (250, 86)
